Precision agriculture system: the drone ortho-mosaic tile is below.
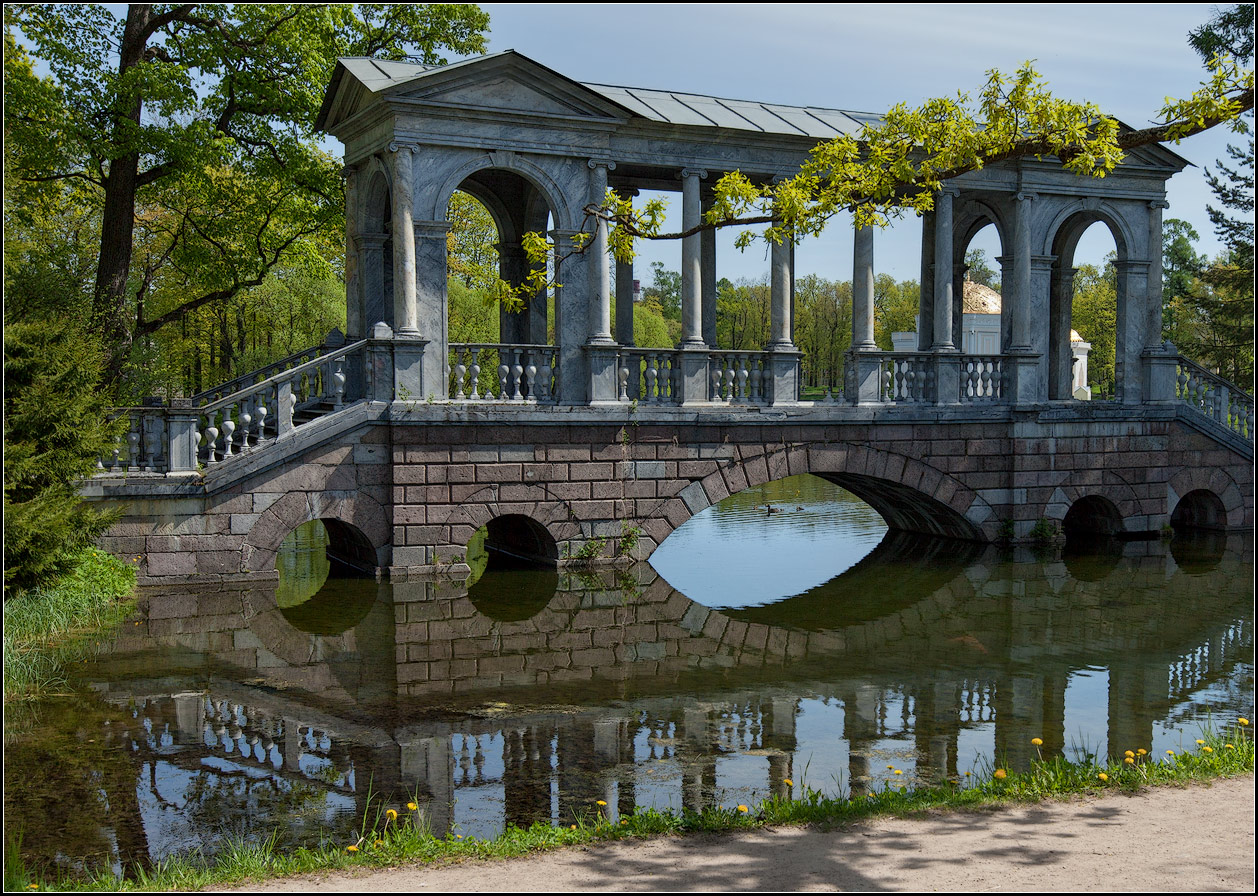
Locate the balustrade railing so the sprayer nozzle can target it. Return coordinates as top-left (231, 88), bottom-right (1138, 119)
top-left (448, 343), bottom-right (558, 403)
top-left (883, 353), bottom-right (936, 403)
top-left (189, 330), bottom-right (349, 407)
top-left (98, 339), bottom-right (367, 475)
top-left (960, 355), bottom-right (1004, 403)
top-left (617, 348), bottom-right (681, 404)
top-left (1175, 356), bottom-right (1254, 444)
top-left (708, 351), bottom-right (771, 403)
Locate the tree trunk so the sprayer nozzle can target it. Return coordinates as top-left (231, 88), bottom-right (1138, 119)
top-left (94, 4), bottom-right (153, 385)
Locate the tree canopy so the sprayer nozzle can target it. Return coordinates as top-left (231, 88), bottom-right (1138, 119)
top-left (5, 3), bottom-right (491, 386)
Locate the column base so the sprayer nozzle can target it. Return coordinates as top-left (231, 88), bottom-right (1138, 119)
top-left (1142, 343), bottom-right (1179, 404)
top-left (767, 349), bottom-right (803, 406)
top-left (1005, 349), bottom-right (1042, 404)
top-left (849, 350), bottom-right (885, 405)
top-left (677, 347), bottom-right (711, 405)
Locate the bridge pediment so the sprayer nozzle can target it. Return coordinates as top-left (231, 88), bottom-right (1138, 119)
top-left (319, 51), bottom-right (635, 137)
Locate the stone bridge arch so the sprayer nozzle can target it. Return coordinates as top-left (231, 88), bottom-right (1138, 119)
top-left (1037, 470), bottom-right (1149, 536)
top-left (1167, 465), bottom-right (1248, 530)
top-left (637, 443), bottom-right (994, 557)
top-left (433, 483), bottom-right (585, 567)
top-left (243, 490), bottom-right (391, 577)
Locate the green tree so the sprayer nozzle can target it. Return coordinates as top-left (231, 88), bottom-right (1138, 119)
top-left (3, 322), bottom-right (125, 593)
top-left (964, 248), bottom-right (999, 290)
top-left (1071, 261), bottom-right (1117, 398)
top-left (1161, 218), bottom-right (1206, 347)
top-left (873, 276), bottom-right (920, 350)
top-left (641, 262), bottom-right (682, 323)
top-left (1186, 3), bottom-right (1254, 385)
top-left (5, 3), bottom-right (490, 384)
top-left (447, 189), bottom-right (502, 291)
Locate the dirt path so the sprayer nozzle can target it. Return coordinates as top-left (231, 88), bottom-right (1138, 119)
top-left (234, 775), bottom-right (1254, 892)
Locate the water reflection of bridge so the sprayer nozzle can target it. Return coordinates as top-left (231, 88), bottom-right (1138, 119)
top-left (78, 535), bottom-right (1252, 845)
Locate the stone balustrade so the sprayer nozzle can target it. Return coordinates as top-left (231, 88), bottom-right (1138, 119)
top-left (97, 339), bottom-right (367, 475)
top-left (448, 343), bottom-right (558, 403)
top-left (617, 348), bottom-right (682, 404)
top-left (1176, 356), bottom-right (1255, 444)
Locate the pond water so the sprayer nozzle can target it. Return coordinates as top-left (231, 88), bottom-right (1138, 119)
top-left (4, 474), bottom-right (1253, 880)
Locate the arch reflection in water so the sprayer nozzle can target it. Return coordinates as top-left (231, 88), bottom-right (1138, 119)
top-left (275, 520), bottom-right (377, 635)
top-left (650, 474), bottom-right (889, 609)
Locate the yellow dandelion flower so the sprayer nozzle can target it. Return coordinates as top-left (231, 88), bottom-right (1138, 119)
top-left (887, 765), bottom-right (895, 770)
top-left (456, 834), bottom-right (463, 839)
top-left (964, 771), bottom-right (971, 777)
top-left (386, 808), bottom-right (397, 822)
top-left (1226, 743), bottom-right (1235, 750)
top-left (1031, 737), bottom-right (1043, 746)
top-left (1097, 772), bottom-right (1108, 782)
top-left (1124, 756), bottom-right (1135, 764)
top-left (1124, 750), bottom-right (1134, 758)
top-left (1196, 739), bottom-right (1205, 745)
top-left (1239, 718), bottom-right (1250, 726)
top-left (596, 800), bottom-right (607, 806)
top-left (1137, 748), bottom-right (1147, 756)
top-left (784, 778), bottom-right (793, 786)
top-left (570, 825), bottom-right (577, 830)
top-left (620, 819), bottom-right (627, 825)
top-left (407, 801), bottom-right (418, 810)
top-left (893, 770), bottom-right (903, 775)
top-left (346, 845), bottom-right (358, 853)
top-left (993, 769), bottom-right (1006, 780)
top-left (1203, 746), bottom-right (1214, 753)
top-left (374, 840), bottom-right (384, 847)
top-left (737, 805), bottom-right (749, 812)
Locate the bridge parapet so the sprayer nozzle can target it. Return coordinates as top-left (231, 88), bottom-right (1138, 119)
top-left (1175, 355), bottom-right (1255, 445)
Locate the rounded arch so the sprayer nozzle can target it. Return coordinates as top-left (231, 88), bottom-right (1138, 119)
top-left (642, 444), bottom-right (994, 554)
top-left (1041, 472), bottom-right (1146, 536)
top-left (426, 153), bottom-right (575, 232)
top-left (434, 482), bottom-right (585, 565)
top-left (1170, 489), bottom-right (1229, 532)
top-left (359, 156), bottom-right (393, 234)
top-left (1042, 199), bottom-right (1134, 261)
top-left (1062, 494), bottom-right (1124, 537)
top-left (1167, 465), bottom-right (1247, 530)
top-left (243, 490), bottom-right (391, 576)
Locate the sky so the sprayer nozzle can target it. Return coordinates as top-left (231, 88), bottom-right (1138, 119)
top-left (449, 2), bottom-right (1249, 285)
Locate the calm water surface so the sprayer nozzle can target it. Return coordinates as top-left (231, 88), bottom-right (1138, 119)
top-left (4, 475), bottom-right (1253, 879)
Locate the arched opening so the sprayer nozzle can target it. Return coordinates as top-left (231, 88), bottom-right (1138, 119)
top-left (955, 219), bottom-right (1004, 356)
top-left (468, 514), bottom-right (559, 571)
top-left (1170, 489), bottom-right (1229, 532)
top-left (274, 519), bottom-right (378, 632)
top-left (361, 171), bottom-right (394, 333)
top-left (1050, 216), bottom-right (1121, 401)
top-left (446, 169), bottom-right (556, 400)
top-left (1062, 495), bottom-right (1124, 540)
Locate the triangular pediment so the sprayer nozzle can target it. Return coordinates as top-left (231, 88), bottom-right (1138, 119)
top-left (318, 51), bottom-right (636, 135)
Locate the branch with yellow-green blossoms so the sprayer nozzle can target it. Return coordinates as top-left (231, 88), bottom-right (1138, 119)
top-left (519, 59), bottom-right (1253, 297)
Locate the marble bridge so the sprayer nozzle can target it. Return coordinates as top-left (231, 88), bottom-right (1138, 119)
top-left (84, 51), bottom-right (1254, 585)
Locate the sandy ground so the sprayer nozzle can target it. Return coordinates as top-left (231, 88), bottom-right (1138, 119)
top-left (233, 775), bottom-right (1254, 893)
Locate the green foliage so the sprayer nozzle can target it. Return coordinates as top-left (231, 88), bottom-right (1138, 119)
top-left (2, 323), bottom-right (126, 593)
top-left (2, 546), bottom-right (136, 701)
top-left (873, 275), bottom-right (920, 350)
top-left (964, 248), bottom-right (1000, 290)
top-left (1071, 261), bottom-right (1117, 397)
top-left (448, 278), bottom-right (501, 344)
top-left (4, 3), bottom-right (491, 380)
top-left (795, 274), bottom-right (851, 389)
top-left (641, 261), bottom-right (682, 321)
top-left (1161, 218), bottom-right (1206, 346)
top-left (630, 302), bottom-right (674, 349)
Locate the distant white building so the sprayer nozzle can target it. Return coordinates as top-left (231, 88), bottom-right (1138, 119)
top-left (892, 280), bottom-right (1092, 399)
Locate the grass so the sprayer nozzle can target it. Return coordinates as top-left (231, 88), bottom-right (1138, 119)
top-left (8, 716), bottom-right (1252, 892)
top-left (2, 547), bottom-right (137, 703)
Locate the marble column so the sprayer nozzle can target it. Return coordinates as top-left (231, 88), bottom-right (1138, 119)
top-left (389, 143), bottom-right (419, 336)
top-left (931, 187), bottom-right (957, 350)
top-left (1142, 198), bottom-right (1178, 402)
top-left (1006, 192), bottom-right (1041, 403)
top-left (411, 219), bottom-right (448, 398)
top-left (615, 256), bottom-right (635, 346)
top-left (680, 168), bottom-right (708, 348)
top-left (918, 211), bottom-right (936, 351)
top-left (1049, 266), bottom-right (1078, 400)
top-left (769, 232), bottom-right (794, 349)
top-left (587, 160), bottom-right (615, 345)
top-left (852, 224), bottom-right (877, 349)
top-left (553, 228), bottom-right (589, 404)
top-left (1113, 258), bottom-right (1152, 404)
top-left (343, 166), bottom-right (362, 340)
top-left (701, 192), bottom-right (718, 348)
top-left (355, 233), bottom-right (389, 332)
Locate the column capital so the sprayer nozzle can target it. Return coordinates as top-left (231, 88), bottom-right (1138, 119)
top-left (679, 167), bottom-right (708, 180)
top-left (354, 232), bottom-right (388, 251)
top-left (412, 219), bottom-right (452, 240)
top-left (1148, 199), bottom-right (1170, 210)
top-left (588, 158), bottom-right (617, 171)
top-left (1111, 258), bottom-right (1152, 273)
top-left (341, 164), bottom-right (357, 180)
top-left (938, 184), bottom-right (960, 198)
top-left (387, 141), bottom-right (415, 155)
top-left (1015, 190), bottom-right (1038, 202)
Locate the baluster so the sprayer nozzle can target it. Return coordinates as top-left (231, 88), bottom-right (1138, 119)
top-left (511, 349), bottom-right (524, 401)
top-left (221, 406), bottom-right (236, 457)
top-left (1177, 364), bottom-right (1189, 401)
top-left (333, 357), bottom-right (346, 409)
top-left (537, 350), bottom-right (552, 402)
top-left (469, 348), bottom-right (482, 400)
top-left (722, 364), bottom-right (736, 402)
top-left (617, 364), bottom-right (629, 401)
top-left (523, 361), bottom-right (536, 402)
top-left (254, 391), bottom-right (268, 442)
top-left (711, 362), bottom-right (724, 402)
top-left (737, 355), bottom-right (750, 401)
top-left (287, 386), bottom-right (298, 431)
top-left (645, 359), bottom-right (659, 403)
top-left (498, 361), bottom-right (509, 400)
top-left (454, 347), bottom-right (467, 400)
top-left (238, 400), bottom-right (252, 451)
top-left (204, 412), bottom-right (219, 465)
